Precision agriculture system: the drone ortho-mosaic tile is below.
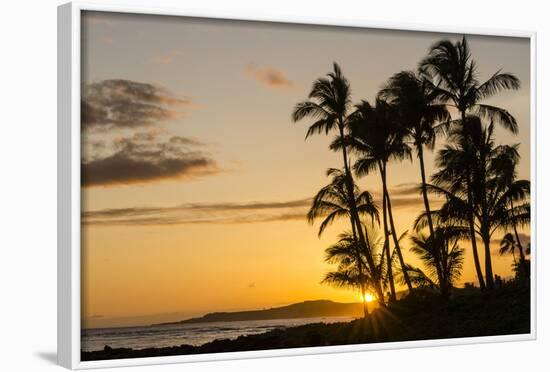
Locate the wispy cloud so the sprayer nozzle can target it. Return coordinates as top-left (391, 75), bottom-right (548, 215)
top-left (82, 183), bottom-right (437, 226)
top-left (391, 183), bottom-right (422, 197)
top-left (81, 79), bottom-right (193, 131)
top-left (83, 198), bottom-right (311, 226)
top-left (245, 63), bottom-right (294, 89)
top-left (151, 55), bottom-right (173, 65)
top-left (368, 183), bottom-right (443, 210)
top-left (100, 36), bottom-right (114, 45)
top-left (150, 49), bottom-right (184, 66)
top-left (82, 131), bottom-right (220, 187)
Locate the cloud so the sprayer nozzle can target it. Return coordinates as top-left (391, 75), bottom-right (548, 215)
top-left (150, 49), bottom-right (184, 65)
top-left (151, 56), bottom-right (173, 65)
top-left (81, 79), bottom-right (192, 130)
top-left (100, 36), bottom-right (114, 45)
top-left (245, 63), bottom-right (294, 89)
top-left (81, 132), bottom-right (220, 187)
top-left (391, 183), bottom-right (422, 197)
top-left (364, 183), bottom-right (445, 210)
top-left (82, 182), bottom-right (446, 225)
top-left (83, 198), bottom-right (311, 226)
top-left (388, 196), bottom-right (426, 209)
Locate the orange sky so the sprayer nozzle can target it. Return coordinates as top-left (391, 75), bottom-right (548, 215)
top-left (80, 11), bottom-right (531, 329)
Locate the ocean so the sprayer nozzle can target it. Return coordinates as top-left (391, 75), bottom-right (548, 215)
top-left (81, 316), bottom-right (356, 352)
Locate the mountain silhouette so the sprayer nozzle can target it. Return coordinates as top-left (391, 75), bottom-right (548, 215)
top-left (155, 300), bottom-right (365, 325)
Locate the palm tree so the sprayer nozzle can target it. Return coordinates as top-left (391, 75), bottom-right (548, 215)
top-left (500, 232), bottom-right (531, 284)
top-left (499, 233), bottom-right (518, 264)
top-left (322, 230), bottom-right (379, 317)
top-left (420, 36), bottom-right (520, 133)
top-left (407, 226), bottom-right (466, 298)
top-left (491, 144), bottom-right (530, 280)
top-left (308, 168), bottom-right (380, 312)
top-left (308, 169), bottom-right (379, 237)
top-left (292, 63), bottom-right (385, 301)
top-left (345, 99), bottom-right (414, 299)
top-left (426, 118), bottom-right (530, 290)
top-left (379, 70), bottom-right (450, 289)
top-left (420, 36), bottom-right (521, 290)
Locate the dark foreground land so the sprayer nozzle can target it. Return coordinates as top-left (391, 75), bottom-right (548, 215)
top-left (82, 286), bottom-right (530, 361)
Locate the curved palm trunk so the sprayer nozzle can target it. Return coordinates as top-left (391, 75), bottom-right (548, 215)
top-left (361, 287), bottom-right (370, 317)
top-left (381, 179), bottom-right (396, 302)
top-left (338, 124), bottom-right (385, 304)
top-left (481, 224), bottom-right (494, 290)
top-left (514, 226), bottom-right (526, 264)
top-left (360, 286), bottom-right (372, 332)
top-left (381, 165), bottom-right (414, 293)
top-left (478, 149), bottom-right (495, 290)
top-left (417, 144), bottom-right (445, 296)
top-left (350, 221), bottom-right (369, 318)
top-left (363, 225), bottom-right (378, 292)
top-left (461, 111), bottom-right (487, 290)
top-left (466, 184), bottom-right (486, 290)
top-left (510, 200), bottom-right (529, 283)
top-left (440, 240), bottom-right (450, 299)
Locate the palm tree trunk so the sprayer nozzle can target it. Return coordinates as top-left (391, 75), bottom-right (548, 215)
top-left (380, 163), bottom-right (396, 301)
top-left (467, 185), bottom-right (486, 290)
top-left (361, 287), bottom-right (370, 317)
top-left (338, 123), bottom-right (385, 304)
top-left (350, 220), bottom-right (369, 318)
top-left (382, 165), bottom-right (414, 293)
top-left (514, 225), bottom-right (526, 263)
top-left (482, 225), bottom-right (494, 290)
top-left (478, 153), bottom-right (495, 290)
top-left (510, 199), bottom-right (529, 281)
top-left (440, 240), bottom-right (450, 299)
top-left (461, 111), bottom-right (486, 290)
top-left (417, 144), bottom-right (445, 295)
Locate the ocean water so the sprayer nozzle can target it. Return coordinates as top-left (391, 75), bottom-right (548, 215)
top-left (81, 316), bottom-right (356, 352)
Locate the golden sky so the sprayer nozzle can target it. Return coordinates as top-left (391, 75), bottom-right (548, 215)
top-left (80, 11), bottom-right (531, 329)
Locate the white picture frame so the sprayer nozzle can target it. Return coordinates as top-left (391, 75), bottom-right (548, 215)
top-left (57, 1), bottom-right (537, 369)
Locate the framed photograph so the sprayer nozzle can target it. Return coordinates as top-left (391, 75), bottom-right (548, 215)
top-left (58, 1), bottom-right (536, 369)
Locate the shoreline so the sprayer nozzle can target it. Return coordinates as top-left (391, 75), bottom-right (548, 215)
top-left (82, 286), bottom-right (530, 361)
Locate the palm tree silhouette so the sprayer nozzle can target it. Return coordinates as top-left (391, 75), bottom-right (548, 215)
top-left (308, 168), bottom-right (380, 314)
top-left (420, 36), bottom-right (521, 290)
top-left (292, 63), bottom-right (385, 302)
top-left (492, 143), bottom-right (530, 281)
top-left (308, 168), bottom-right (379, 237)
top-left (379, 70), bottom-right (450, 289)
top-left (345, 98), bottom-right (414, 299)
top-left (323, 232), bottom-right (371, 317)
top-left (499, 233), bottom-right (518, 264)
top-left (425, 117), bottom-right (530, 289)
top-left (408, 225), bottom-right (467, 298)
top-left (322, 227), bottom-right (386, 317)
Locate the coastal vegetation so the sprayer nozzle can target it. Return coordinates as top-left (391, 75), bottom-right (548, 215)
top-left (294, 36), bottom-right (530, 309)
top-left (82, 285), bottom-right (530, 360)
top-left (82, 35), bottom-right (531, 361)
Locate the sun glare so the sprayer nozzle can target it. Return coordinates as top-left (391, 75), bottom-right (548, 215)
top-left (361, 293), bottom-right (375, 303)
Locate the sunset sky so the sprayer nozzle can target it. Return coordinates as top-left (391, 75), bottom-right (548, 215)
top-left (80, 11), bottom-right (531, 329)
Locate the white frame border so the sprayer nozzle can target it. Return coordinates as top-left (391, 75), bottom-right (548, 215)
top-left (57, 1), bottom-right (537, 369)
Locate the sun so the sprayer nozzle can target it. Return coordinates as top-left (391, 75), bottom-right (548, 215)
top-left (361, 293), bottom-right (375, 303)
